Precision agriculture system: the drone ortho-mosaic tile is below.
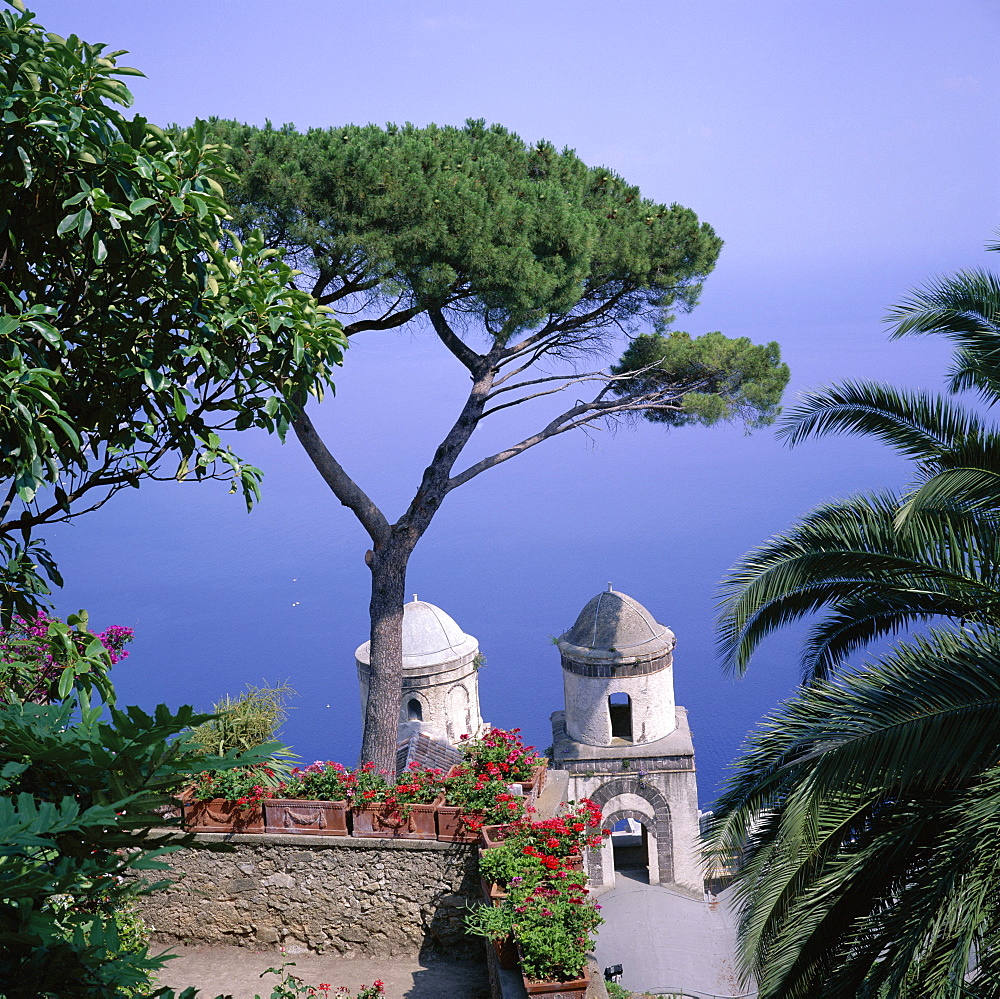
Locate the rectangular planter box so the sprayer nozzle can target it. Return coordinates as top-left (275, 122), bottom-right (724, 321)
top-left (437, 805), bottom-right (484, 843)
top-left (352, 801), bottom-right (438, 840)
top-left (521, 964), bottom-right (590, 997)
top-left (493, 934), bottom-right (519, 970)
top-left (264, 798), bottom-right (349, 836)
top-left (519, 763), bottom-right (547, 801)
top-left (479, 875), bottom-right (508, 906)
top-left (183, 797), bottom-right (264, 833)
top-left (479, 823), bottom-right (513, 849)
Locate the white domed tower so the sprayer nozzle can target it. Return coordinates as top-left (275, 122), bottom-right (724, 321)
top-left (356, 597), bottom-right (485, 747)
top-left (558, 587), bottom-right (677, 747)
top-left (551, 586), bottom-right (702, 892)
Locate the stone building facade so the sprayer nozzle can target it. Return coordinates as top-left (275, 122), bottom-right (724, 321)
top-left (356, 597), bottom-right (486, 747)
top-left (550, 588), bottom-right (703, 892)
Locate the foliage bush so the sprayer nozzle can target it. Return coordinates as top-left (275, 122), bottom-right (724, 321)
top-left (0, 606), bottom-right (280, 996)
top-left (0, 692), bottom-right (277, 995)
top-left (188, 680), bottom-right (296, 756)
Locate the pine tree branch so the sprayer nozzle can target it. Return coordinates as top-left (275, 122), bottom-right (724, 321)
top-left (292, 412), bottom-right (390, 546)
top-left (446, 381), bottom-right (694, 492)
top-left (427, 306), bottom-right (484, 372)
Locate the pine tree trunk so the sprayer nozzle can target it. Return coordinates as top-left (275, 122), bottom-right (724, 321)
top-left (359, 535), bottom-right (413, 773)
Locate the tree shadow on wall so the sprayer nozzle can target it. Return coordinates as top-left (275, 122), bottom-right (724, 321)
top-left (407, 848), bottom-right (489, 997)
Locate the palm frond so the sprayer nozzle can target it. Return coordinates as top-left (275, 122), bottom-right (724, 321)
top-left (717, 491), bottom-right (1000, 676)
top-left (898, 467), bottom-right (1000, 527)
top-left (777, 381), bottom-right (992, 468)
top-left (885, 268), bottom-right (1000, 404)
top-left (709, 635), bottom-right (1000, 999)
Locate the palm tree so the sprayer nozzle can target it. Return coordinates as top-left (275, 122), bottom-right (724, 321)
top-left (711, 628), bottom-right (1000, 999)
top-left (710, 250), bottom-right (1000, 998)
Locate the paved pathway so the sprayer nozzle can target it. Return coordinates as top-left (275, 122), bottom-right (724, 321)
top-left (592, 873), bottom-right (752, 998)
top-left (154, 944), bottom-right (490, 999)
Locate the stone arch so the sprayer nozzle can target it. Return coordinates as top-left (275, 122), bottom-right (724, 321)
top-left (603, 807), bottom-right (658, 884)
top-left (586, 776), bottom-right (673, 885)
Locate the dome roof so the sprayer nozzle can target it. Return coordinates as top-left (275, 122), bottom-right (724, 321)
top-left (559, 589), bottom-right (674, 663)
top-left (355, 598), bottom-right (478, 671)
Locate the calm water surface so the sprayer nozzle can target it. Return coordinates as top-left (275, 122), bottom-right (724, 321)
top-left (44, 273), bottom-right (958, 807)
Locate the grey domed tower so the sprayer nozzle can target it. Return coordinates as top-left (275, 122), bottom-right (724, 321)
top-left (551, 587), bottom-right (702, 892)
top-left (356, 597), bottom-right (486, 748)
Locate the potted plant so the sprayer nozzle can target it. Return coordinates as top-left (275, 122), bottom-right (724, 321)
top-left (183, 765), bottom-right (272, 832)
top-left (350, 763), bottom-right (444, 840)
top-left (437, 767), bottom-right (527, 842)
top-left (506, 798), bottom-right (606, 863)
top-left (480, 797), bottom-right (605, 858)
top-left (264, 760), bottom-right (354, 835)
top-left (511, 878), bottom-right (602, 995)
top-left (458, 727), bottom-right (546, 796)
top-left (477, 840), bottom-right (555, 903)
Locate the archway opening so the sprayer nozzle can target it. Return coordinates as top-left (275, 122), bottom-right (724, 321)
top-left (611, 817), bottom-right (649, 884)
top-left (406, 698), bottom-right (423, 721)
top-left (609, 692), bottom-right (632, 741)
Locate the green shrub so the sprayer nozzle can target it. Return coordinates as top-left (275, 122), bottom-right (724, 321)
top-left (188, 681), bottom-right (297, 779)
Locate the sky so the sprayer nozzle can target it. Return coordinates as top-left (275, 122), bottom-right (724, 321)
top-left (32, 0), bottom-right (1000, 805)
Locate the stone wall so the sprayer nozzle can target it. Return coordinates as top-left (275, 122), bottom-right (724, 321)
top-left (137, 833), bottom-right (480, 959)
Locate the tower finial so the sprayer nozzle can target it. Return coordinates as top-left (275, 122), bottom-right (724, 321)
top-left (412, 593), bottom-right (418, 603)
top-left (608, 581), bottom-right (613, 592)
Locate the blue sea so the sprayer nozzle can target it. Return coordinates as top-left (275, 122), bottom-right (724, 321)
top-left (41, 258), bottom-right (961, 808)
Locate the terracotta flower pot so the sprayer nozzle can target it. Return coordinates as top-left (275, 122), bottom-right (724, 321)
top-left (520, 963), bottom-right (590, 996)
top-left (153, 787), bottom-right (192, 822)
top-left (264, 798), bottom-right (349, 836)
top-left (479, 875), bottom-right (508, 906)
top-left (478, 823), bottom-right (513, 849)
top-left (352, 801), bottom-right (438, 839)
top-left (437, 805), bottom-right (484, 843)
top-left (183, 797), bottom-right (264, 833)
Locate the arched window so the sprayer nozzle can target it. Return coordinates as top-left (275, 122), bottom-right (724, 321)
top-left (407, 698), bottom-right (423, 721)
top-left (609, 692), bottom-right (632, 741)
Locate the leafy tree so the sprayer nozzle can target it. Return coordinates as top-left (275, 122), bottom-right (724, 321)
top-left (0, 2), bottom-right (346, 620)
top-left (0, 620), bottom-right (270, 998)
top-left (206, 117), bottom-right (790, 770)
top-left (711, 246), bottom-right (1000, 997)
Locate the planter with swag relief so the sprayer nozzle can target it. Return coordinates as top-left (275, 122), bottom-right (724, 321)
top-left (183, 797), bottom-right (264, 833)
top-left (263, 798), bottom-right (350, 836)
top-left (351, 800), bottom-right (439, 840)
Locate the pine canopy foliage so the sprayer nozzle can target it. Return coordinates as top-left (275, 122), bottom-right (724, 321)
top-left (204, 117), bottom-right (723, 342)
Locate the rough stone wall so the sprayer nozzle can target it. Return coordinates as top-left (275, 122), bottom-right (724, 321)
top-left (137, 833), bottom-right (480, 958)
